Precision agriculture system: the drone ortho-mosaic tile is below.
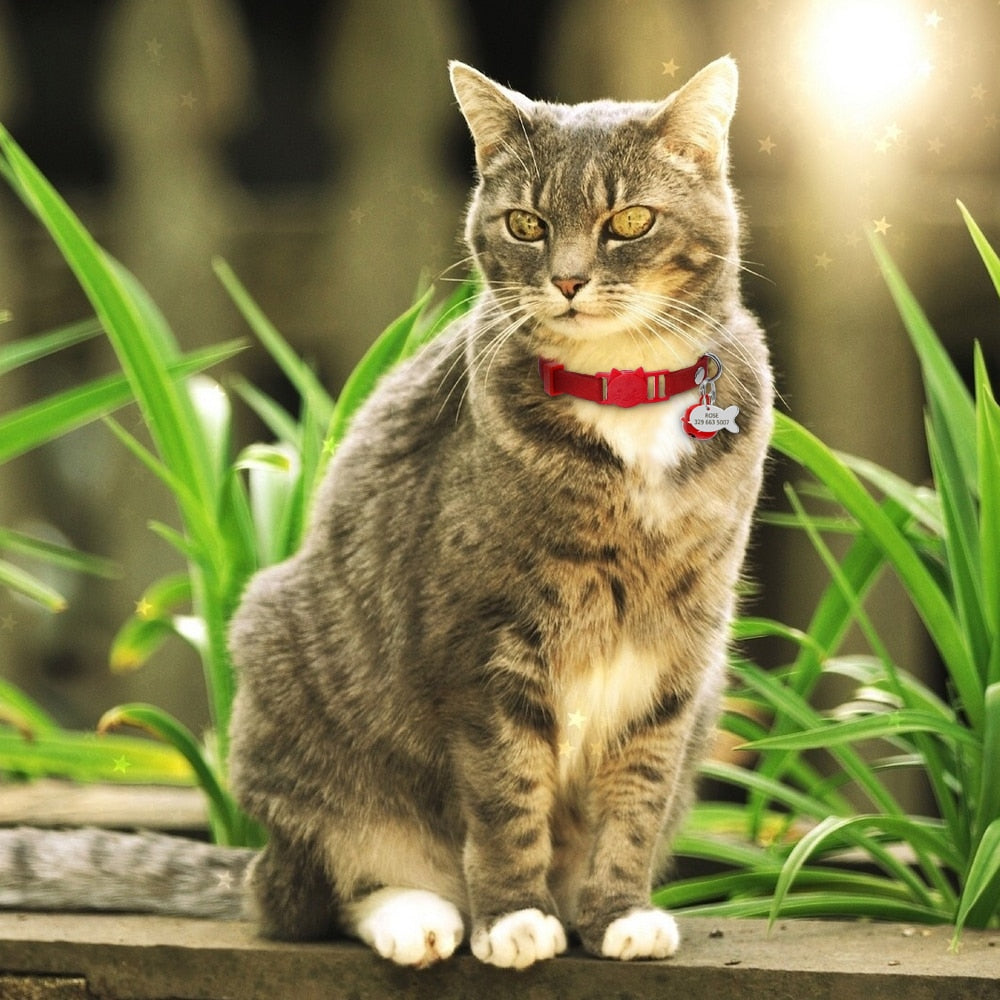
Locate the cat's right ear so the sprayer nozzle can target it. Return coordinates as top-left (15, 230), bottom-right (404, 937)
top-left (449, 61), bottom-right (535, 170)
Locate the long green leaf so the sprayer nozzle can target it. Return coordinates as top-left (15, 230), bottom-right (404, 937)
top-left (769, 814), bottom-right (956, 926)
top-left (869, 231), bottom-right (977, 493)
top-left (0, 730), bottom-right (193, 784)
top-left (958, 199), bottom-right (1000, 298)
top-left (0, 557), bottom-right (67, 611)
top-left (212, 257), bottom-right (333, 427)
top-left (324, 285), bottom-right (434, 455)
top-left (0, 342), bottom-right (242, 467)
top-left (0, 317), bottom-right (102, 376)
top-left (926, 412), bottom-right (989, 676)
top-left (0, 527), bottom-right (118, 580)
top-left (0, 678), bottom-right (60, 736)
top-left (973, 684), bottom-right (1000, 845)
top-left (974, 344), bottom-right (1000, 665)
top-left (0, 126), bottom-right (225, 546)
top-left (952, 818), bottom-right (1000, 942)
top-left (98, 703), bottom-right (240, 844)
top-left (674, 893), bottom-right (946, 924)
top-left (771, 411), bottom-right (982, 730)
top-left (746, 709), bottom-right (980, 754)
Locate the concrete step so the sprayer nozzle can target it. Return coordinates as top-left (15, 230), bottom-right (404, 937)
top-left (1, 913), bottom-right (998, 999)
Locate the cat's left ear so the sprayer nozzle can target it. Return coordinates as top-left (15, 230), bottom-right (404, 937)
top-left (449, 61), bottom-right (536, 170)
top-left (652, 56), bottom-right (738, 172)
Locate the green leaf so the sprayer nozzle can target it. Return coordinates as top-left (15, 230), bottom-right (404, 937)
top-left (952, 818), bottom-right (1000, 943)
top-left (958, 200), bottom-right (1000, 299)
top-left (0, 729), bottom-right (194, 785)
top-left (0, 342), bottom-right (240, 467)
top-left (973, 684), bottom-right (1000, 844)
top-left (0, 317), bottom-right (102, 376)
top-left (700, 760), bottom-right (838, 823)
top-left (98, 703), bottom-right (242, 844)
top-left (974, 344), bottom-right (1000, 663)
top-left (926, 412), bottom-right (989, 676)
top-left (109, 618), bottom-right (177, 673)
top-left (213, 257), bottom-right (333, 427)
top-left (236, 443), bottom-right (300, 567)
top-left (323, 285), bottom-right (434, 456)
top-left (768, 814), bottom-right (955, 927)
top-left (0, 678), bottom-right (60, 737)
top-left (745, 709), bottom-right (980, 754)
top-left (839, 451), bottom-right (943, 537)
top-left (0, 526), bottom-right (118, 581)
top-left (230, 377), bottom-right (300, 447)
top-left (771, 411), bottom-right (982, 731)
top-left (0, 557), bottom-right (67, 612)
top-left (869, 231), bottom-right (977, 494)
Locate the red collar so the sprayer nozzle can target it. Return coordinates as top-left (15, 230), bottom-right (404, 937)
top-left (539, 355), bottom-right (712, 408)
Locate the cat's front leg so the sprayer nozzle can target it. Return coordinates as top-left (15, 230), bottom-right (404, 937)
top-left (575, 691), bottom-right (712, 961)
top-left (454, 633), bottom-right (568, 969)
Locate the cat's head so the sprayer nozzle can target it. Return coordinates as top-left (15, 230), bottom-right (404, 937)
top-left (450, 59), bottom-right (741, 367)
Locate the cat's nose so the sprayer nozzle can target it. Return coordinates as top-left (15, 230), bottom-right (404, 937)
top-left (552, 275), bottom-right (589, 300)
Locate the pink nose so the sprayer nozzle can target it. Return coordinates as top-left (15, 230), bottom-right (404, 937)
top-left (552, 276), bottom-right (589, 300)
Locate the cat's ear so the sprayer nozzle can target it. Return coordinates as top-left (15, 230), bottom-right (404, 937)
top-left (449, 61), bottom-right (535, 170)
top-left (652, 56), bottom-right (738, 172)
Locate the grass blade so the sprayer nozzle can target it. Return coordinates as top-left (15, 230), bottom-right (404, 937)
top-left (0, 730), bottom-right (193, 785)
top-left (974, 344), bottom-right (1000, 665)
top-left (0, 678), bottom-right (60, 736)
top-left (323, 285), bottom-right (434, 455)
top-left (98, 703), bottom-right (241, 844)
top-left (952, 817), bottom-right (1000, 942)
top-left (0, 318), bottom-right (102, 376)
top-left (212, 257), bottom-right (333, 427)
top-left (771, 411), bottom-right (981, 731)
top-left (0, 557), bottom-right (67, 611)
top-left (0, 527), bottom-right (118, 580)
top-left (869, 231), bottom-right (976, 494)
top-left (958, 199), bottom-right (1000, 298)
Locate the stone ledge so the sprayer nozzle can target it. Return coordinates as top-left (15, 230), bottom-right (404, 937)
top-left (0, 913), bottom-right (997, 1000)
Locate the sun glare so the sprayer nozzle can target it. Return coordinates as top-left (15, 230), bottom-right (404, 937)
top-left (804, 0), bottom-right (929, 121)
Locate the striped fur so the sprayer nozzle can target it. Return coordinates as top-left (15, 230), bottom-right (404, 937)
top-left (1, 59), bottom-right (772, 970)
top-left (0, 827), bottom-right (253, 919)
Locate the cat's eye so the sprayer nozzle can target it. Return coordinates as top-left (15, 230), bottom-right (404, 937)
top-left (607, 206), bottom-right (655, 240)
top-left (507, 209), bottom-right (548, 242)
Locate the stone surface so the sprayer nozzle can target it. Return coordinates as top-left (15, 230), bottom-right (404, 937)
top-left (0, 782), bottom-right (207, 834)
top-left (0, 976), bottom-right (90, 999)
top-left (1, 914), bottom-right (998, 1000)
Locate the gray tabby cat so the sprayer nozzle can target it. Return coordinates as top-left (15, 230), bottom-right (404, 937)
top-left (0, 57), bottom-right (772, 970)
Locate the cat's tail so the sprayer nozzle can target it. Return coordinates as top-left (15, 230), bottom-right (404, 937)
top-left (0, 826), bottom-right (256, 920)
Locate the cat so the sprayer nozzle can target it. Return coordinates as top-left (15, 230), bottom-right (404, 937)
top-left (0, 57), bottom-right (772, 971)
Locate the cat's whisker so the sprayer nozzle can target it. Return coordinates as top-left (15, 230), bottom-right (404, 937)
top-left (433, 295), bottom-right (536, 422)
top-left (623, 298), bottom-right (762, 398)
top-left (704, 251), bottom-right (774, 286)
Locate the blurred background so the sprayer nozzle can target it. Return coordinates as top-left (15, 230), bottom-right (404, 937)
top-left (0, 0), bottom-right (998, 747)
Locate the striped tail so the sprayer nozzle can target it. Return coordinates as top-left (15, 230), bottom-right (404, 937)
top-left (0, 827), bottom-right (256, 920)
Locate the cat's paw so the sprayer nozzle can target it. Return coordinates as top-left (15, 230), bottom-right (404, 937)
top-left (601, 907), bottom-right (679, 961)
top-left (346, 887), bottom-right (465, 968)
top-left (471, 908), bottom-right (567, 969)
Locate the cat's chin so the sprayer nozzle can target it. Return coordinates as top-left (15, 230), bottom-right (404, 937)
top-left (537, 312), bottom-right (633, 343)
top-left (534, 316), bottom-right (696, 374)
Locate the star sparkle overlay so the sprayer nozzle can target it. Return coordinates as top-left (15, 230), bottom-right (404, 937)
top-left (723, 0), bottom-right (1000, 273)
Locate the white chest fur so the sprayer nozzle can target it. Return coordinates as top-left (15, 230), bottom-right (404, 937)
top-left (567, 389), bottom-right (699, 478)
top-left (555, 641), bottom-right (661, 784)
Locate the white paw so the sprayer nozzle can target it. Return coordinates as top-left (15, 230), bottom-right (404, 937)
top-left (346, 887), bottom-right (465, 968)
top-left (471, 908), bottom-right (567, 969)
top-left (601, 907), bottom-right (679, 961)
